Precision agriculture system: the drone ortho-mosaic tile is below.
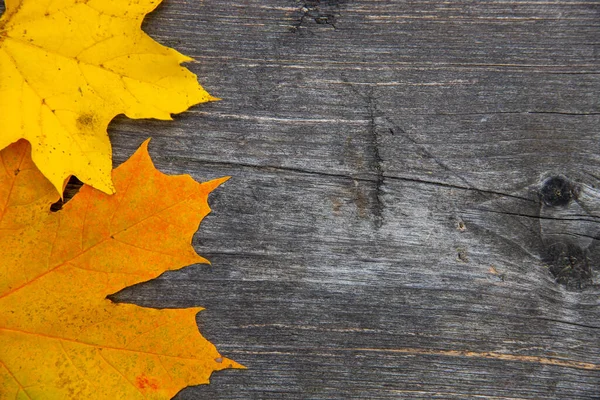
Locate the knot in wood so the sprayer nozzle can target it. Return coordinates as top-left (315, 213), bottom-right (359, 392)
top-left (539, 175), bottom-right (579, 207)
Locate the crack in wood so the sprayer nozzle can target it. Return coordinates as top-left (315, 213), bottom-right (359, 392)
top-left (290, 1), bottom-right (341, 32)
top-left (366, 91), bottom-right (385, 228)
top-left (477, 208), bottom-right (600, 225)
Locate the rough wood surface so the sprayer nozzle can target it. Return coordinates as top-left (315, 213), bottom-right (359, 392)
top-left (6, 0), bottom-right (600, 398)
top-left (113, 1), bottom-right (600, 398)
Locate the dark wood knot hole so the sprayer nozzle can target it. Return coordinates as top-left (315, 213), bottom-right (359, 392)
top-left (539, 176), bottom-right (579, 207)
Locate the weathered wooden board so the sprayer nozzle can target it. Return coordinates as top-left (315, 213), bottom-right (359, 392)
top-left (6, 0), bottom-right (600, 398)
top-left (117, 1), bottom-right (600, 398)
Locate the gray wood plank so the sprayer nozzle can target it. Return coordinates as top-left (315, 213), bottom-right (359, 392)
top-left (111, 0), bottom-right (600, 398)
top-left (3, 0), bottom-right (599, 398)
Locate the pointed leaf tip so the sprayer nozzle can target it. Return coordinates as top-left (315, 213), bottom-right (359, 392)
top-left (219, 357), bottom-right (247, 370)
top-left (202, 176), bottom-right (231, 193)
top-left (124, 138), bottom-right (154, 168)
top-left (140, 137), bottom-right (152, 150)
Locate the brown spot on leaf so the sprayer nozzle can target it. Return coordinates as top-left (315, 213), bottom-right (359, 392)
top-left (135, 375), bottom-right (159, 390)
top-left (76, 112), bottom-right (97, 133)
top-left (0, 21), bottom-right (7, 41)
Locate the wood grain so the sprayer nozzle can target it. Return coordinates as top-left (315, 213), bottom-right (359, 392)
top-left (5, 0), bottom-right (600, 398)
top-left (108, 1), bottom-right (600, 398)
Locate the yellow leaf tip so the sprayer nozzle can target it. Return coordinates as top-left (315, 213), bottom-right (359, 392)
top-left (180, 55), bottom-right (195, 63)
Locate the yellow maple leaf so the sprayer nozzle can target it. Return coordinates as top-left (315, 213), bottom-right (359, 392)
top-left (0, 0), bottom-right (215, 194)
top-left (0, 140), bottom-right (242, 399)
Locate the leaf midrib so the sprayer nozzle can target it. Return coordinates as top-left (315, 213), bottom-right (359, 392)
top-left (0, 190), bottom-right (194, 302)
top-left (0, 326), bottom-right (204, 362)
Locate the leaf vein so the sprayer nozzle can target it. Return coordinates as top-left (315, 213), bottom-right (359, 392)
top-left (0, 360), bottom-right (32, 399)
top-left (97, 349), bottom-right (147, 399)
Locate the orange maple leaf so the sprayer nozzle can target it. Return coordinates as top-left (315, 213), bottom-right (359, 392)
top-left (0, 140), bottom-right (242, 399)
